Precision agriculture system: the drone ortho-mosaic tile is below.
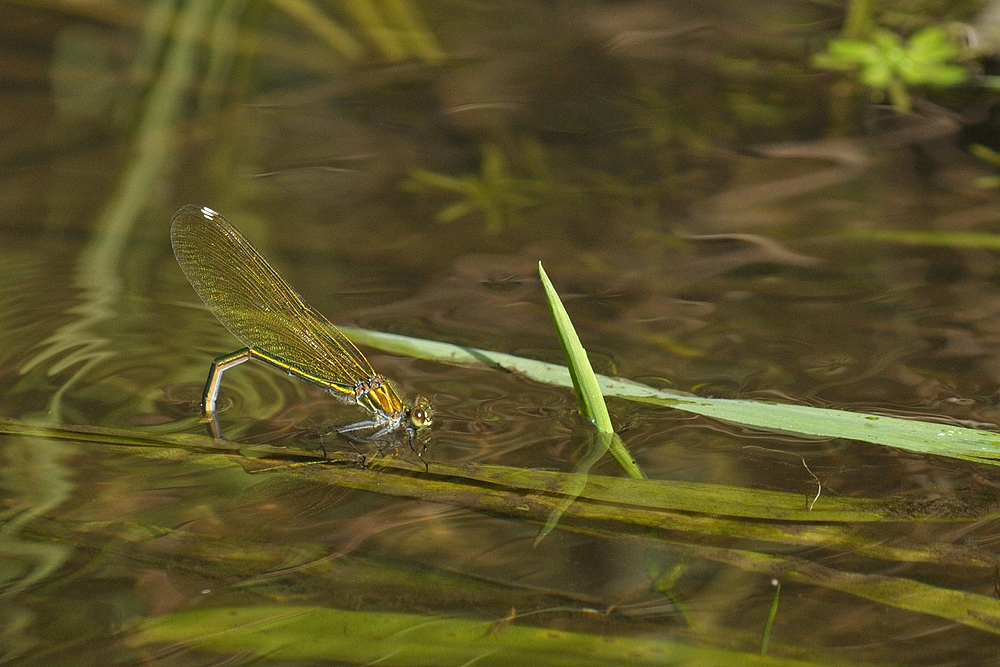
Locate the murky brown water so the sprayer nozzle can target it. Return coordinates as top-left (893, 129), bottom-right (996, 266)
top-left (4, 1), bottom-right (1000, 665)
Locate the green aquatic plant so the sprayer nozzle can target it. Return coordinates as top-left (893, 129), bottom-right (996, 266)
top-left (812, 26), bottom-right (967, 111)
top-left (135, 605), bottom-right (851, 666)
top-left (538, 262), bottom-right (642, 480)
top-left (339, 325), bottom-right (1000, 468)
top-left (969, 143), bottom-right (1000, 188)
top-left (848, 228), bottom-right (1000, 249)
top-left (10, 419), bottom-right (1000, 639)
top-left (535, 262), bottom-right (643, 541)
top-left (403, 143), bottom-right (539, 234)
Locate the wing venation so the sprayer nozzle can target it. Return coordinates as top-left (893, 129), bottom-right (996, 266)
top-left (170, 205), bottom-right (375, 387)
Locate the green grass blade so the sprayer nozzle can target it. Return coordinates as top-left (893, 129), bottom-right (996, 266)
top-left (11, 419), bottom-right (995, 567)
top-left (267, 0), bottom-right (364, 60)
top-left (538, 262), bottom-right (644, 479)
top-left (0, 420), bottom-right (914, 522)
top-left (537, 262), bottom-right (612, 432)
top-left (342, 0), bottom-right (406, 61)
top-left (11, 418), bottom-right (983, 567)
top-left (135, 605), bottom-right (850, 666)
top-left (535, 263), bottom-right (642, 537)
top-left (382, 0), bottom-right (444, 63)
top-left (848, 229), bottom-right (1000, 249)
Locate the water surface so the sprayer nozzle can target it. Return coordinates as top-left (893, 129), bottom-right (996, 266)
top-left (2, 1), bottom-right (1000, 665)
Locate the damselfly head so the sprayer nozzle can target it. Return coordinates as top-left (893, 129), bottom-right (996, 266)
top-left (408, 396), bottom-right (434, 428)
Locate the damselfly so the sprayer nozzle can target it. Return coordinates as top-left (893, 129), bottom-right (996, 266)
top-left (170, 205), bottom-right (433, 451)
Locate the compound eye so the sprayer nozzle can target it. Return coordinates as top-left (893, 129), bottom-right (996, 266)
top-left (409, 397), bottom-right (434, 428)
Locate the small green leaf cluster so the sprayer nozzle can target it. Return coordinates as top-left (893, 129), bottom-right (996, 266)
top-left (812, 26), bottom-right (967, 110)
top-left (402, 144), bottom-right (539, 234)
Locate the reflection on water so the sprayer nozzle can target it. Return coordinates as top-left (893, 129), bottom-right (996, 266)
top-left (3, 0), bottom-right (1000, 664)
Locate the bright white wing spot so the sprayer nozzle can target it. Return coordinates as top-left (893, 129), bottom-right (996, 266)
top-left (200, 206), bottom-right (218, 219)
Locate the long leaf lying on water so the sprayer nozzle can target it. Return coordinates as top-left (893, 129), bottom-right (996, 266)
top-left (5, 419), bottom-right (995, 568)
top-left (2, 419), bottom-right (987, 525)
top-left (276, 458), bottom-right (995, 567)
top-left (39, 453), bottom-right (1000, 639)
top-left (4, 421), bottom-right (996, 568)
top-left (340, 327), bottom-right (1000, 466)
top-left (584, 524), bottom-right (1000, 638)
top-left (7, 421), bottom-right (1000, 634)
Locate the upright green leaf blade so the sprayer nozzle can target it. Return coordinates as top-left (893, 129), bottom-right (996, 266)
top-left (538, 263), bottom-right (643, 480)
top-left (538, 262), bottom-right (612, 433)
